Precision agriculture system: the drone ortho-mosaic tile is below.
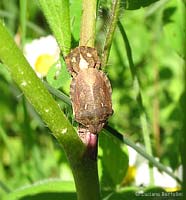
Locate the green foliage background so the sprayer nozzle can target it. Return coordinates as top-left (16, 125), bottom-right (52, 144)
top-left (0, 0), bottom-right (185, 199)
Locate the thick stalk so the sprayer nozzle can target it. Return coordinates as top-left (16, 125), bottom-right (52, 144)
top-left (79, 0), bottom-right (97, 47)
top-left (78, 1), bottom-right (100, 199)
top-left (0, 20), bottom-right (82, 157)
top-left (0, 21), bottom-right (99, 200)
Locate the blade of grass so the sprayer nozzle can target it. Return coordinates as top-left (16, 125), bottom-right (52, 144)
top-left (26, 21), bottom-right (46, 35)
top-left (19, 0), bottom-right (27, 47)
top-left (0, 126), bottom-right (12, 193)
top-left (0, 10), bottom-right (14, 19)
top-left (0, 10), bottom-right (46, 35)
top-left (179, 0), bottom-right (186, 194)
top-left (0, 180), bottom-right (11, 193)
top-left (118, 20), bottom-right (154, 185)
top-left (44, 82), bottom-right (182, 184)
top-left (44, 81), bottom-right (71, 106)
top-left (180, 43), bottom-right (186, 193)
top-left (0, 125), bottom-right (14, 157)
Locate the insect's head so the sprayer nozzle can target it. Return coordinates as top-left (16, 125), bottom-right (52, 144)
top-left (65, 46), bottom-right (101, 77)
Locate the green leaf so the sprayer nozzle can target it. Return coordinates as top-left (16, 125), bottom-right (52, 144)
top-left (123, 0), bottom-right (160, 10)
top-left (70, 0), bottom-right (82, 44)
top-left (102, 187), bottom-right (138, 200)
top-left (99, 131), bottom-right (129, 189)
top-left (46, 58), bottom-right (71, 93)
top-left (4, 179), bottom-right (76, 200)
top-left (38, 0), bottom-right (71, 56)
top-left (162, 7), bottom-right (177, 25)
top-left (102, 186), bottom-right (166, 200)
top-left (163, 1), bottom-right (185, 57)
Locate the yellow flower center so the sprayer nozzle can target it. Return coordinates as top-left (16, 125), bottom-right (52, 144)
top-left (165, 187), bottom-right (181, 192)
top-left (122, 166), bottom-right (136, 185)
top-left (35, 54), bottom-right (55, 76)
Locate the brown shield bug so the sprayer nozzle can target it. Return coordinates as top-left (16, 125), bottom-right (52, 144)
top-left (65, 46), bottom-right (113, 134)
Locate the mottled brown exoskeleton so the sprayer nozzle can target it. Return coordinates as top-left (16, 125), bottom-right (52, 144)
top-left (65, 46), bottom-right (113, 134)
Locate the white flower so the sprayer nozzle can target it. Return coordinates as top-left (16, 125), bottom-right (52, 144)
top-left (128, 146), bottom-right (137, 166)
top-left (127, 145), bottom-right (179, 191)
top-left (24, 35), bottom-right (60, 78)
top-left (135, 161), bottom-right (177, 189)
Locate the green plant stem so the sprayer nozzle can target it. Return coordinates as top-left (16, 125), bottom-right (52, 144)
top-left (150, 5), bottom-right (164, 157)
top-left (0, 21), bottom-right (100, 200)
top-left (105, 126), bottom-right (182, 185)
top-left (45, 83), bottom-right (182, 184)
top-left (0, 125), bottom-right (14, 157)
top-left (19, 0), bottom-right (27, 47)
top-left (180, 35), bottom-right (186, 194)
top-left (26, 21), bottom-right (46, 35)
top-left (79, 0), bottom-right (97, 47)
top-left (0, 180), bottom-right (11, 193)
top-left (44, 81), bottom-right (71, 105)
top-left (78, 1), bottom-right (100, 199)
top-left (0, 126), bottom-right (13, 193)
top-left (39, 0), bottom-right (100, 198)
top-left (118, 20), bottom-right (154, 185)
top-left (72, 158), bottom-right (100, 200)
top-left (102, 0), bottom-right (121, 67)
top-left (0, 10), bottom-right (46, 35)
top-left (0, 20), bottom-right (80, 155)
